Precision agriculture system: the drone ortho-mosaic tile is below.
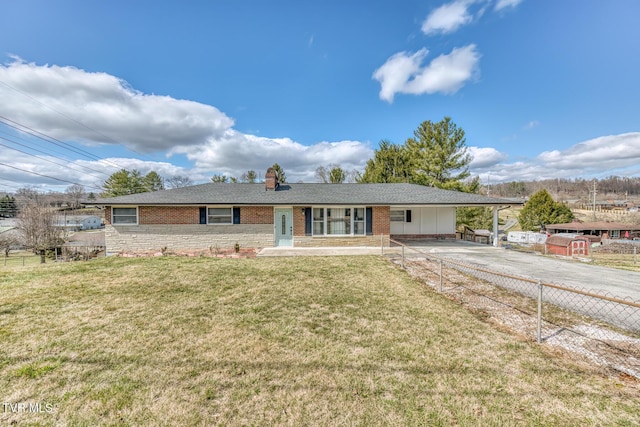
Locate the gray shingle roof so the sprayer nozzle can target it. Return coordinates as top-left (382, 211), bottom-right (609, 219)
top-left (97, 183), bottom-right (522, 207)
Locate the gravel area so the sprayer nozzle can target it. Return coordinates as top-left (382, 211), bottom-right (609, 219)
top-left (394, 255), bottom-right (640, 380)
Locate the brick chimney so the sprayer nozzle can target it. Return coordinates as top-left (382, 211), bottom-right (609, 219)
top-left (265, 167), bottom-right (279, 190)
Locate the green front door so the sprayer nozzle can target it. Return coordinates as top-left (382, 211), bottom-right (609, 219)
top-left (274, 208), bottom-right (293, 247)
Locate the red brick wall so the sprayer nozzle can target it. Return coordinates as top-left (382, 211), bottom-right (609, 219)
top-left (241, 206), bottom-right (273, 224)
top-left (140, 206), bottom-right (200, 225)
top-left (106, 205), bottom-right (392, 234)
top-left (372, 206), bottom-right (390, 235)
top-left (293, 206), bottom-right (307, 237)
top-left (106, 206), bottom-right (273, 225)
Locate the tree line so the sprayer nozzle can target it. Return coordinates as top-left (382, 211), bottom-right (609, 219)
top-left (490, 177), bottom-right (640, 200)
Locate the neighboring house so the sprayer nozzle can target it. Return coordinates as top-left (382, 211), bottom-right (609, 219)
top-left (546, 221), bottom-right (640, 239)
top-left (55, 215), bottom-right (103, 231)
top-left (98, 168), bottom-right (521, 256)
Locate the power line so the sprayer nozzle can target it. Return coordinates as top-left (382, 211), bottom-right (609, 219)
top-left (0, 178), bottom-right (23, 191)
top-left (0, 139), bottom-right (109, 182)
top-left (0, 116), bottom-right (124, 170)
top-left (0, 79), bottom-right (160, 162)
top-left (0, 161), bottom-right (103, 191)
top-left (0, 126), bottom-right (114, 176)
top-left (0, 79), bottom-right (126, 147)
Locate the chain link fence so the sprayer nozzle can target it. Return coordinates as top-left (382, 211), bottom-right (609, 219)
top-left (389, 239), bottom-right (640, 379)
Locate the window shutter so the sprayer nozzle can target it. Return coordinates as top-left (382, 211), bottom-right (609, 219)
top-left (233, 207), bottom-right (241, 224)
top-left (199, 207), bottom-right (207, 224)
top-left (406, 209), bottom-right (412, 223)
top-left (304, 207), bottom-right (312, 236)
top-left (366, 207), bottom-right (373, 235)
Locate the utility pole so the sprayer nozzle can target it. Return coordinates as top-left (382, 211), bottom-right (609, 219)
top-left (591, 180), bottom-right (597, 221)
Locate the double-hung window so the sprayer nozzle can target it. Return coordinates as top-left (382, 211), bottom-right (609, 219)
top-left (390, 209), bottom-right (411, 223)
top-left (112, 207), bottom-right (138, 225)
top-left (208, 207), bottom-right (232, 224)
top-left (312, 207), bottom-right (365, 236)
top-left (390, 210), bottom-right (405, 222)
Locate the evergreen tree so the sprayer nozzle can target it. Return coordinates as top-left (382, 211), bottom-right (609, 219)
top-left (328, 166), bottom-right (346, 183)
top-left (405, 117), bottom-right (471, 190)
top-left (211, 174), bottom-right (229, 183)
top-left (271, 163), bottom-right (286, 183)
top-left (359, 118), bottom-right (471, 190)
top-left (0, 195), bottom-right (18, 217)
top-left (358, 140), bottom-right (412, 183)
top-left (102, 169), bottom-right (146, 197)
top-left (518, 189), bottom-right (574, 231)
top-left (315, 164), bottom-right (346, 183)
top-left (238, 170), bottom-right (258, 183)
top-left (143, 171), bottom-right (165, 192)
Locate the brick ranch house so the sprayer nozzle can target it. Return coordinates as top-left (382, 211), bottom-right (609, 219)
top-left (98, 168), bottom-right (520, 256)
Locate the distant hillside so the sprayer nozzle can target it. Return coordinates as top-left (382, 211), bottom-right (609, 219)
top-left (488, 176), bottom-right (640, 203)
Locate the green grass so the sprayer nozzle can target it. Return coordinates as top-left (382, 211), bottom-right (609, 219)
top-left (1, 251), bottom-right (44, 268)
top-left (0, 256), bottom-right (638, 426)
top-left (591, 252), bottom-right (640, 273)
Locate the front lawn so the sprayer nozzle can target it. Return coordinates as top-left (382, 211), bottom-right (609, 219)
top-left (0, 256), bottom-right (638, 425)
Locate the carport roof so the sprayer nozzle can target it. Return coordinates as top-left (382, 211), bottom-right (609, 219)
top-left (98, 183), bottom-right (523, 207)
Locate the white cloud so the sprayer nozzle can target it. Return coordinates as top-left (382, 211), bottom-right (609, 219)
top-left (468, 146), bottom-right (508, 169)
top-left (537, 133), bottom-right (640, 172)
top-left (469, 133), bottom-right (640, 182)
top-left (373, 45), bottom-right (480, 102)
top-left (0, 58), bottom-right (374, 187)
top-left (494, 0), bottom-right (523, 12)
top-left (172, 131), bottom-right (373, 182)
top-left (422, 1), bottom-right (476, 35)
top-left (420, 0), bottom-right (522, 36)
top-left (0, 58), bottom-right (234, 153)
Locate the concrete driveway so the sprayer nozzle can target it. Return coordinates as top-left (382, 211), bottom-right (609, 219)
top-left (399, 239), bottom-right (640, 302)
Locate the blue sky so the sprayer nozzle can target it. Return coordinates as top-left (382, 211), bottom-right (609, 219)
top-left (1, 0), bottom-right (639, 192)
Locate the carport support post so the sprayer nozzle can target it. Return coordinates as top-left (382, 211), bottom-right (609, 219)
top-left (537, 281), bottom-right (543, 344)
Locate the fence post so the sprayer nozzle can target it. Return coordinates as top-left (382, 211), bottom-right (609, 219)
top-left (22, 256), bottom-right (25, 267)
top-left (537, 281), bottom-right (543, 344)
top-left (635, 246), bottom-right (637, 265)
top-left (401, 245), bottom-right (405, 269)
top-left (439, 259), bottom-right (443, 292)
top-left (3, 255), bottom-right (6, 266)
top-left (381, 234), bottom-right (384, 255)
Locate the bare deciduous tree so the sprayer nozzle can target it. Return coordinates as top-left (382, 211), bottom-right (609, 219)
top-left (0, 231), bottom-right (18, 257)
top-left (166, 175), bottom-right (194, 189)
top-left (16, 203), bottom-right (63, 263)
top-left (66, 184), bottom-right (86, 209)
